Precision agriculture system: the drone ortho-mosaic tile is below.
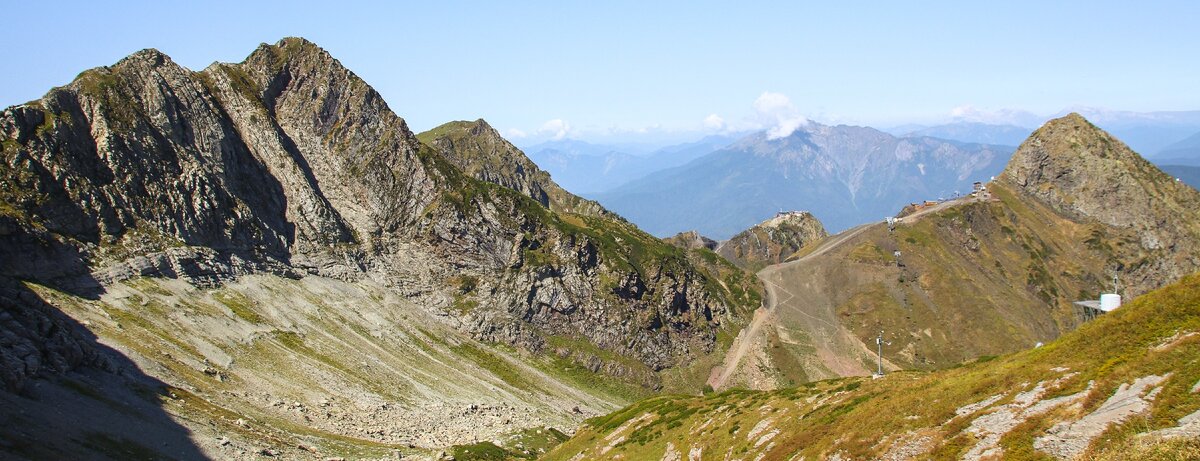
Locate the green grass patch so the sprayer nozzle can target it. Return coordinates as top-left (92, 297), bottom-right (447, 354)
top-left (212, 289), bottom-right (265, 323)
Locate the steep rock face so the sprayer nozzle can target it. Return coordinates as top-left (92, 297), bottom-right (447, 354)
top-left (0, 38), bottom-right (744, 384)
top-left (417, 119), bottom-right (611, 218)
top-left (413, 121), bottom-right (743, 373)
top-left (1001, 113), bottom-right (1200, 295)
top-left (717, 211), bottom-right (827, 270)
top-left (0, 49), bottom-right (295, 272)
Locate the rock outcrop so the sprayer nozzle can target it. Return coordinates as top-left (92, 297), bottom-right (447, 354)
top-left (0, 278), bottom-right (113, 392)
top-left (716, 211), bottom-right (827, 270)
top-left (664, 231), bottom-right (718, 251)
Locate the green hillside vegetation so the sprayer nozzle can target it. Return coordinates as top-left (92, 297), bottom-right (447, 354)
top-left (839, 181), bottom-right (1150, 369)
top-left (744, 179), bottom-right (1160, 390)
top-left (546, 272), bottom-right (1200, 460)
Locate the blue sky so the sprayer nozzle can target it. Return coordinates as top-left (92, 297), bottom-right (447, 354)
top-left (2, 1), bottom-right (1197, 144)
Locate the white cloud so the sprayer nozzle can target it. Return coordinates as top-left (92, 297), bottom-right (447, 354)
top-left (767, 117), bottom-right (808, 140)
top-left (505, 128), bottom-right (527, 138)
top-left (537, 119), bottom-right (571, 140)
top-left (703, 113), bottom-right (726, 131)
top-left (753, 92), bottom-right (793, 115)
top-left (949, 105), bottom-right (1042, 127)
top-left (753, 92), bottom-right (809, 139)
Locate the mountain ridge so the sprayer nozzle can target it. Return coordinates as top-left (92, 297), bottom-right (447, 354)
top-left (0, 37), bottom-right (753, 459)
top-left (417, 118), bottom-right (613, 218)
top-left (707, 113), bottom-right (1200, 391)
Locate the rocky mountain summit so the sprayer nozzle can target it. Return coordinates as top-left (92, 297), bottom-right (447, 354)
top-left (716, 211), bottom-right (828, 271)
top-left (0, 38), bottom-right (753, 459)
top-left (1001, 113), bottom-right (1200, 296)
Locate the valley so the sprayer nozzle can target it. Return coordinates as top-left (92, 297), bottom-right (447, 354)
top-left (0, 29), bottom-right (1198, 461)
top-left (2, 275), bottom-right (624, 459)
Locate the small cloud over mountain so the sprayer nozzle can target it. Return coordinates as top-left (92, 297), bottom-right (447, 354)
top-left (538, 119), bottom-right (572, 140)
top-left (703, 113), bottom-right (726, 131)
top-left (754, 91), bottom-right (809, 139)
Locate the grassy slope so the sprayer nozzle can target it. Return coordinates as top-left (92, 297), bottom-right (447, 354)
top-left (759, 182), bottom-right (1150, 382)
top-left (546, 272), bottom-right (1200, 460)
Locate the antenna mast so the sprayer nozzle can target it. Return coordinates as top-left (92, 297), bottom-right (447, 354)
top-left (875, 331), bottom-right (884, 376)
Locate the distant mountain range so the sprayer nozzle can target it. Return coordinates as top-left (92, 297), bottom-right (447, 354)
top-left (900, 122), bottom-right (1033, 146)
top-left (523, 111), bottom-right (1200, 241)
top-left (1162, 164), bottom-right (1200, 189)
top-left (1156, 131), bottom-right (1200, 166)
top-left (522, 135), bottom-right (743, 194)
top-left (593, 123), bottom-right (1013, 238)
top-left (888, 109), bottom-right (1200, 162)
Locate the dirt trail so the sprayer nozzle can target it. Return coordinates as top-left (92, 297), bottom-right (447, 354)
top-left (706, 198), bottom-right (970, 390)
top-left (708, 223), bottom-right (874, 390)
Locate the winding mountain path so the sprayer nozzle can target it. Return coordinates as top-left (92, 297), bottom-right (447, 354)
top-left (708, 223), bottom-right (873, 390)
top-left (708, 199), bottom-right (968, 390)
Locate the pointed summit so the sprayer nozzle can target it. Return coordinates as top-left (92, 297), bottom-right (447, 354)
top-left (1000, 112), bottom-right (1199, 227)
top-left (1000, 112), bottom-right (1200, 290)
top-left (246, 36), bottom-right (333, 64)
top-left (1002, 112), bottom-right (1145, 191)
top-left (116, 48), bottom-right (174, 67)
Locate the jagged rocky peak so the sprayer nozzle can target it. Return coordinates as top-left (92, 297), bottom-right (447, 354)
top-left (1000, 112), bottom-right (1200, 294)
top-left (664, 230), bottom-right (718, 251)
top-left (716, 211), bottom-right (827, 270)
top-left (417, 118), bottom-right (613, 218)
top-left (1, 36), bottom-right (748, 388)
top-left (1003, 112), bottom-right (1188, 213)
top-left (1001, 112), bottom-right (1200, 233)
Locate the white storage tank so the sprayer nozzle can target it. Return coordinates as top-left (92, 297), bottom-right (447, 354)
top-left (1100, 293), bottom-right (1122, 312)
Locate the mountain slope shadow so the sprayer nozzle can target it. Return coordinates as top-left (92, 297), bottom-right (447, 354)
top-left (0, 229), bottom-right (208, 459)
